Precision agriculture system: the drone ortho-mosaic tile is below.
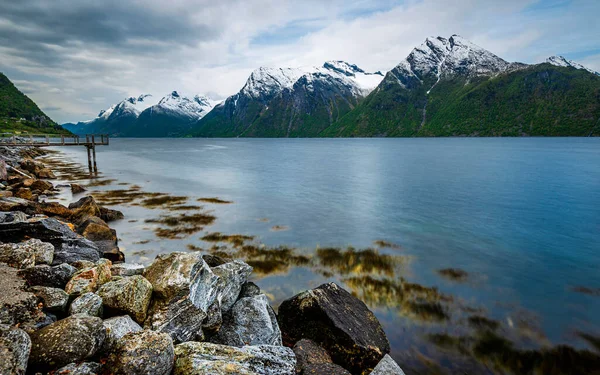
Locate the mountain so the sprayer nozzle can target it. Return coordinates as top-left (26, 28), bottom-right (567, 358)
top-left (322, 35), bottom-right (600, 137)
top-left (546, 56), bottom-right (600, 76)
top-left (189, 61), bottom-right (384, 137)
top-left (0, 72), bottom-right (70, 135)
top-left (133, 91), bottom-right (218, 137)
top-left (63, 92), bottom-right (217, 137)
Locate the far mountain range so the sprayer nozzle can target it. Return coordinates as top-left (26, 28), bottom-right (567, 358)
top-left (3, 34), bottom-right (600, 137)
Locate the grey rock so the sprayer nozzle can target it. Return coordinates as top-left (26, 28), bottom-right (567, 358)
top-left (144, 294), bottom-right (207, 344)
top-left (370, 354), bottom-right (406, 375)
top-left (102, 315), bottom-right (142, 353)
top-left (0, 211), bottom-right (27, 223)
top-left (70, 292), bottom-right (103, 317)
top-left (210, 294), bottom-right (281, 347)
top-left (105, 330), bottom-right (174, 375)
top-left (97, 275), bottom-right (152, 323)
top-left (33, 312), bottom-right (57, 330)
top-left (212, 260), bottom-right (253, 311)
top-left (303, 363), bottom-right (352, 375)
top-left (0, 239), bottom-right (54, 268)
top-left (239, 281), bottom-right (261, 299)
top-left (174, 342), bottom-right (296, 375)
top-left (53, 237), bottom-right (101, 265)
top-left (278, 282), bottom-right (390, 374)
top-left (0, 324), bottom-right (31, 375)
top-left (55, 362), bottom-right (102, 375)
top-left (18, 263), bottom-right (76, 288)
top-left (111, 262), bottom-right (144, 277)
top-left (30, 286), bottom-right (69, 312)
top-left (144, 252), bottom-right (218, 310)
top-left (29, 314), bottom-right (106, 371)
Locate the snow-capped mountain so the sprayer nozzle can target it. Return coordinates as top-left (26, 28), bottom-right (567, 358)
top-left (386, 35), bottom-right (527, 93)
top-left (546, 56), bottom-right (600, 76)
top-left (62, 92), bottom-right (218, 137)
top-left (191, 61), bottom-right (384, 137)
top-left (142, 91), bottom-right (217, 120)
top-left (322, 34), bottom-right (600, 137)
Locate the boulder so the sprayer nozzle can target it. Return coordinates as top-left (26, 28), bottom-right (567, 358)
top-left (0, 324), bottom-right (31, 375)
top-left (102, 315), bottom-right (142, 353)
top-left (96, 275), bottom-right (152, 323)
top-left (28, 314), bottom-right (106, 371)
top-left (30, 286), bottom-right (69, 312)
top-left (0, 238), bottom-right (54, 268)
top-left (202, 254), bottom-right (228, 267)
top-left (369, 355), bottom-right (405, 375)
top-left (38, 201), bottom-right (73, 218)
top-left (37, 168), bottom-right (56, 179)
top-left (69, 292), bottom-right (103, 317)
top-left (70, 183), bottom-right (86, 194)
top-left (0, 211), bottom-right (27, 223)
top-left (212, 260), bottom-right (253, 311)
top-left (209, 294), bottom-right (281, 347)
top-left (64, 259), bottom-right (112, 296)
top-left (0, 197), bottom-right (36, 213)
top-left (69, 196), bottom-right (101, 226)
top-left (0, 216), bottom-right (101, 265)
top-left (278, 282), bottom-right (390, 375)
top-left (56, 362), bottom-right (102, 375)
top-left (144, 294), bottom-right (207, 343)
top-left (77, 216), bottom-right (119, 256)
top-left (30, 179), bottom-right (53, 192)
top-left (53, 237), bottom-right (101, 265)
top-left (14, 187), bottom-right (33, 200)
top-left (173, 342), bottom-right (296, 375)
top-left (293, 339), bottom-right (351, 375)
top-left (99, 206), bottom-right (124, 222)
top-left (18, 263), bottom-right (76, 288)
top-left (0, 264), bottom-right (45, 328)
top-left (111, 263), bottom-right (144, 277)
top-left (144, 252), bottom-right (220, 312)
top-left (104, 330), bottom-right (174, 375)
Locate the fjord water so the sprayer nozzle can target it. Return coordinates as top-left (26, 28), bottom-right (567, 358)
top-left (54, 138), bottom-right (600, 371)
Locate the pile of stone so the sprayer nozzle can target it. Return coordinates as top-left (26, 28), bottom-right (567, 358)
top-left (1, 242), bottom-right (405, 374)
top-left (0, 146), bottom-right (406, 374)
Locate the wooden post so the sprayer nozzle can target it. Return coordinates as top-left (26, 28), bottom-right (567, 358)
top-left (91, 135), bottom-right (97, 174)
top-left (61, 135), bottom-right (65, 145)
top-left (12, 135), bottom-right (15, 145)
top-left (45, 135), bottom-right (49, 145)
top-left (29, 135), bottom-right (33, 144)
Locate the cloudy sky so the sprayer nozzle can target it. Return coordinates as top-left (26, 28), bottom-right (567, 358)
top-left (0, 0), bottom-right (598, 123)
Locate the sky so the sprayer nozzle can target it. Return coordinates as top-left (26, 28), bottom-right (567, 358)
top-left (0, 0), bottom-right (598, 123)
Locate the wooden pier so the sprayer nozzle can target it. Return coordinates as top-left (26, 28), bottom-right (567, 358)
top-left (1, 133), bottom-right (109, 174)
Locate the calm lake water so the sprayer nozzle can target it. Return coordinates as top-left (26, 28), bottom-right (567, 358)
top-left (49, 138), bottom-right (600, 374)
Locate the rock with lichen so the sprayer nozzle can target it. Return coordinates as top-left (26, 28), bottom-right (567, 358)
top-left (0, 324), bottom-right (31, 375)
top-left (28, 314), bottom-right (106, 372)
top-left (97, 275), bottom-right (152, 323)
top-left (64, 259), bottom-right (112, 296)
top-left (104, 330), bottom-right (174, 375)
top-left (173, 342), bottom-right (296, 375)
top-left (69, 292), bottom-right (103, 317)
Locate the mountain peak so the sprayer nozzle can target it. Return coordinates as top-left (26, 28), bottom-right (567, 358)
top-left (546, 56), bottom-right (599, 75)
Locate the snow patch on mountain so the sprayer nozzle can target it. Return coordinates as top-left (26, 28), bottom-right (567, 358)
top-left (145, 91), bottom-right (217, 120)
top-left (546, 56), bottom-right (599, 76)
top-left (237, 61), bottom-right (384, 103)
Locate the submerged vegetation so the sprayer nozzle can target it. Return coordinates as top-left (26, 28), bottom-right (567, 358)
top-left (42, 153), bottom-right (600, 375)
top-left (197, 197), bottom-right (233, 204)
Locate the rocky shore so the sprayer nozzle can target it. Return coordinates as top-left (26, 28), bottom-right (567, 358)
top-left (0, 144), bottom-right (406, 375)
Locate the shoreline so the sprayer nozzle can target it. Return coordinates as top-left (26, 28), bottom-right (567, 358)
top-left (2, 143), bottom-right (600, 374)
top-left (0, 144), bottom-right (403, 374)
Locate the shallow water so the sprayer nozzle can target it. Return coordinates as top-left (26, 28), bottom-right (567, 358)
top-left (48, 137), bottom-right (600, 373)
